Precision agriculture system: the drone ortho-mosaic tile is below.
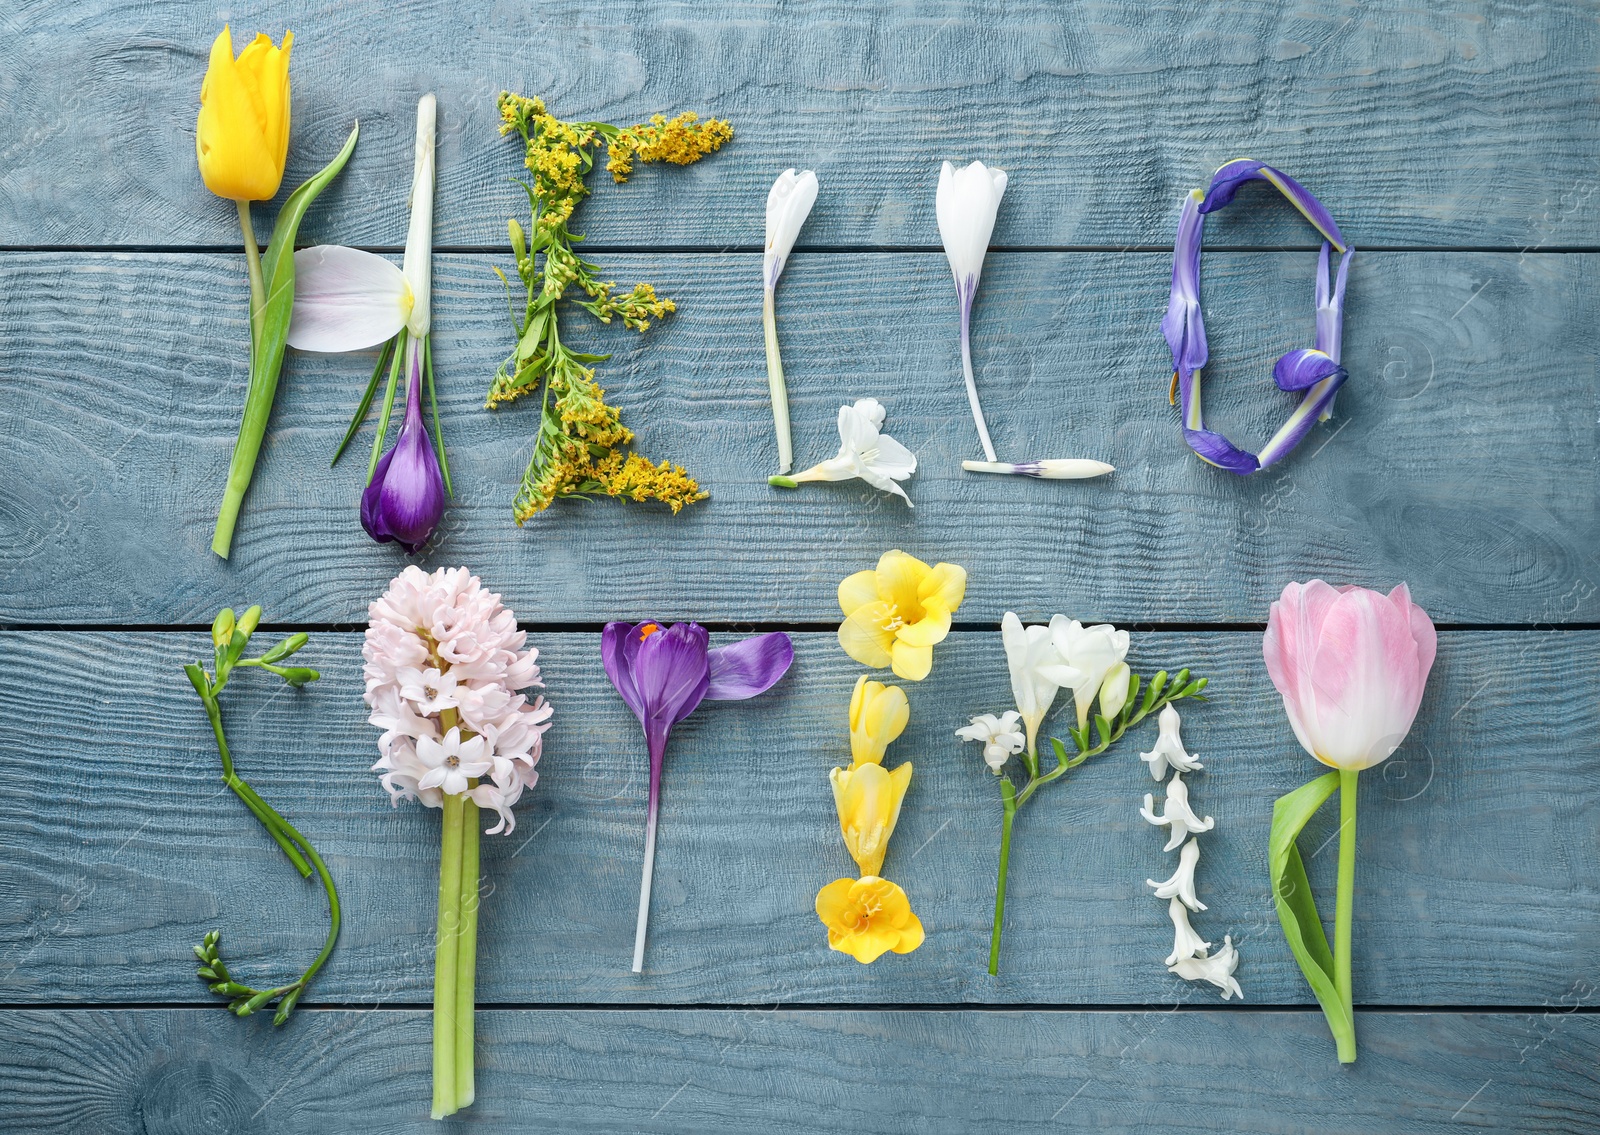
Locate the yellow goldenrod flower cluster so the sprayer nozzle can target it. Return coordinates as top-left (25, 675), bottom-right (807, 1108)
top-left (491, 92), bottom-right (731, 522)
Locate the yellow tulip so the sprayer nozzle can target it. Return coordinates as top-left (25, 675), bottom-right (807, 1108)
top-left (837, 549), bottom-right (967, 681)
top-left (815, 876), bottom-right (925, 963)
top-left (847, 675), bottom-right (909, 766)
top-left (196, 26), bottom-right (294, 201)
top-left (829, 761), bottom-right (913, 877)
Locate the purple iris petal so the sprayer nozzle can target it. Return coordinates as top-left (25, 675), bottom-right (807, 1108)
top-left (1273, 348), bottom-right (1346, 392)
top-left (706, 632), bottom-right (794, 700)
top-left (1197, 159), bottom-right (1266, 213)
top-left (1256, 368), bottom-right (1350, 469)
top-left (1199, 159), bottom-right (1346, 251)
top-left (1162, 190), bottom-right (1208, 382)
top-left (1183, 427), bottom-right (1260, 475)
top-left (361, 352), bottom-right (445, 554)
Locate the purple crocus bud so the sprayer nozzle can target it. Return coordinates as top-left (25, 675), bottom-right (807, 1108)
top-left (361, 350), bottom-right (445, 554)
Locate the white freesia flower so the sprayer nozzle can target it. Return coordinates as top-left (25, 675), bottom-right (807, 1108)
top-left (1039, 619), bottom-right (1130, 728)
top-left (1139, 771), bottom-right (1215, 852)
top-left (1141, 703), bottom-right (1203, 780)
top-left (1148, 837), bottom-right (1206, 912)
top-left (1164, 896), bottom-right (1211, 966)
top-left (1169, 934), bottom-right (1243, 1001)
top-left (764, 168), bottom-right (818, 291)
top-left (416, 726), bottom-right (492, 797)
top-left (956, 711), bottom-right (1026, 773)
top-left (1001, 612), bottom-right (1080, 754)
top-left (937, 159), bottom-right (1007, 464)
top-left (782, 398), bottom-right (917, 503)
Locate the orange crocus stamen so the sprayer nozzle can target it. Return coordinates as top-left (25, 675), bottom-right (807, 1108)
top-left (637, 623), bottom-right (661, 640)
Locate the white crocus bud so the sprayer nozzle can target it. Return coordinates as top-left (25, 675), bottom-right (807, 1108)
top-left (764, 168), bottom-right (818, 291)
top-left (402, 93), bottom-right (436, 337)
top-left (1169, 935), bottom-right (1243, 1001)
top-left (1139, 771), bottom-right (1215, 852)
top-left (1098, 661), bottom-right (1131, 721)
top-left (1148, 837), bottom-right (1205, 912)
top-left (1164, 896), bottom-right (1211, 966)
top-left (936, 160), bottom-right (1008, 290)
top-left (1140, 703), bottom-right (1203, 781)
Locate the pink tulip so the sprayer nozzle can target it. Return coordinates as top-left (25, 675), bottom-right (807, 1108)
top-left (1263, 580), bottom-right (1437, 770)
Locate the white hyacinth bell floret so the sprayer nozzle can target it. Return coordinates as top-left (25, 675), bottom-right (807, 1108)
top-left (364, 565), bottom-right (552, 834)
top-left (1141, 702), bottom-right (1203, 780)
top-left (1169, 935), bottom-right (1243, 1000)
top-left (1140, 770), bottom-right (1215, 852)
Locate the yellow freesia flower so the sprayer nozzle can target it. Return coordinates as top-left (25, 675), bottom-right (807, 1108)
top-left (196, 26), bottom-right (294, 201)
top-left (815, 876), bottom-right (925, 963)
top-left (847, 675), bottom-right (909, 766)
top-left (829, 761), bottom-right (912, 877)
top-left (837, 550), bottom-right (967, 681)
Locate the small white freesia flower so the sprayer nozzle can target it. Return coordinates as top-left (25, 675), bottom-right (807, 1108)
top-left (1148, 837), bottom-right (1206, 912)
top-left (778, 398), bottom-right (917, 503)
top-left (1039, 619), bottom-right (1130, 729)
top-left (416, 726), bottom-right (492, 797)
top-left (1164, 896), bottom-right (1211, 966)
top-left (956, 711), bottom-right (1026, 773)
top-left (1140, 771), bottom-right (1215, 852)
top-left (1001, 612), bottom-right (1079, 754)
top-left (1098, 661), bottom-right (1132, 720)
top-left (1141, 703), bottom-right (1203, 780)
top-left (1169, 934), bottom-right (1243, 1001)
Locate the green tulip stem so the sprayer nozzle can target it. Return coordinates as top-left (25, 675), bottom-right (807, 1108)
top-left (1334, 767), bottom-right (1359, 1063)
top-left (235, 200), bottom-right (267, 346)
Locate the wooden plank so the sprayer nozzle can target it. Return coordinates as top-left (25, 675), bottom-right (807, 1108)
top-left (1, 629), bottom-right (1594, 1007)
top-left (4, 1), bottom-right (1599, 250)
top-left (1, 250), bottom-right (1594, 626)
top-left (0, 1007), bottom-right (1594, 1133)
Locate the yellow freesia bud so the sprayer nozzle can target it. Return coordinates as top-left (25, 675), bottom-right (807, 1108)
top-left (847, 675), bottom-right (909, 766)
top-left (815, 875), bottom-right (925, 964)
top-left (829, 761), bottom-right (913, 877)
top-left (837, 549), bottom-right (967, 681)
top-left (196, 26), bottom-right (294, 201)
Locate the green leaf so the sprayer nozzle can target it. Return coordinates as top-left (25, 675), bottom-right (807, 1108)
top-left (1093, 714), bottom-right (1112, 749)
top-left (367, 329), bottom-right (407, 483)
top-left (331, 335), bottom-right (395, 466)
top-left (1269, 772), bottom-right (1354, 1052)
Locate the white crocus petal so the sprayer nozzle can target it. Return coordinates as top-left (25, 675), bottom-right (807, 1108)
top-left (1149, 837), bottom-right (1206, 912)
top-left (1098, 661), bottom-right (1131, 720)
top-left (1039, 617), bottom-right (1131, 728)
top-left (1169, 934), bottom-right (1243, 1001)
top-left (288, 245), bottom-right (412, 352)
top-left (764, 168), bottom-right (818, 290)
top-left (402, 93), bottom-right (436, 337)
top-left (956, 711), bottom-right (1025, 773)
top-left (1164, 896), bottom-right (1211, 966)
top-left (936, 159), bottom-right (1008, 287)
top-left (1141, 703), bottom-right (1203, 780)
top-left (1139, 771), bottom-right (1215, 852)
top-left (790, 398), bottom-right (917, 504)
top-left (1001, 612), bottom-right (1078, 752)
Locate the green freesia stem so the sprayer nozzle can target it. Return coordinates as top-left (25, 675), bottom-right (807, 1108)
top-left (763, 286), bottom-right (792, 474)
top-left (432, 792), bottom-right (465, 1120)
top-left (455, 799), bottom-right (480, 1110)
top-left (1334, 767), bottom-right (1359, 1063)
top-left (236, 201), bottom-right (266, 345)
top-left (988, 778), bottom-right (1018, 976)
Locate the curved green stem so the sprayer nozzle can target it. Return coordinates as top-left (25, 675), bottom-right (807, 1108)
top-left (1334, 767), bottom-right (1359, 1063)
top-left (988, 780), bottom-right (1018, 976)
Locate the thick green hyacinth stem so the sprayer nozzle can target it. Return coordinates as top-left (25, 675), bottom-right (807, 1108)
top-left (1334, 767), bottom-right (1359, 1064)
top-left (762, 287), bottom-right (792, 474)
top-left (454, 799), bottom-right (480, 1110)
top-left (988, 780), bottom-right (1018, 976)
top-left (432, 794), bottom-right (466, 1119)
top-left (211, 205), bottom-right (275, 560)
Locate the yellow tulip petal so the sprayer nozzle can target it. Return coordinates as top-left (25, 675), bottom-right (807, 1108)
top-left (875, 549), bottom-right (930, 620)
top-left (838, 570), bottom-right (880, 616)
top-left (195, 26), bottom-right (292, 201)
top-left (919, 561), bottom-right (968, 613)
top-left (892, 910), bottom-right (926, 954)
top-left (838, 602), bottom-right (895, 669)
top-left (894, 599), bottom-right (951, 648)
top-left (890, 639), bottom-right (934, 681)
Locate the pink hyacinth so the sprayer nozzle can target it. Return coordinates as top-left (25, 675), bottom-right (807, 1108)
top-left (364, 566), bottom-right (551, 833)
top-left (1263, 580), bottom-right (1436, 771)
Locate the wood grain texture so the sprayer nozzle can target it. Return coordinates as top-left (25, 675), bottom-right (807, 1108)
top-left (1, 250), bottom-right (1594, 625)
top-left (4, 1), bottom-right (1599, 250)
top-left (1, 630), bottom-right (1594, 1007)
top-left (1, 1007), bottom-right (1595, 1133)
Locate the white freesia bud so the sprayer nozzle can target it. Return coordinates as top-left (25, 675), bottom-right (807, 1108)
top-left (1141, 703), bottom-right (1203, 781)
top-left (1098, 661), bottom-right (1131, 721)
top-left (1139, 771), bottom-right (1215, 852)
top-left (402, 93), bottom-right (436, 337)
top-left (1169, 934), bottom-right (1243, 1000)
top-left (955, 711), bottom-right (1026, 774)
top-left (1148, 837), bottom-right (1205, 912)
top-left (937, 160), bottom-right (1008, 290)
top-left (1164, 896), bottom-right (1211, 966)
top-left (764, 168), bottom-right (818, 291)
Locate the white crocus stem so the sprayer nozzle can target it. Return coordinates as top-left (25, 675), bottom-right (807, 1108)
top-left (1141, 703), bottom-right (1203, 780)
top-left (962, 459), bottom-right (1114, 479)
top-left (763, 169), bottom-right (818, 474)
top-left (403, 93), bottom-right (437, 338)
top-left (1149, 837), bottom-right (1206, 912)
top-left (1139, 771), bottom-right (1215, 852)
top-left (1164, 896), bottom-right (1211, 966)
top-left (631, 807), bottom-right (658, 974)
top-left (937, 160), bottom-right (1007, 463)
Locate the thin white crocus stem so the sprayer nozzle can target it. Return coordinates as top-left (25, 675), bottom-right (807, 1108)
top-left (763, 286), bottom-right (792, 473)
top-left (958, 281), bottom-right (998, 463)
top-left (235, 199), bottom-right (266, 346)
top-left (631, 807), bottom-right (659, 973)
top-left (403, 93), bottom-right (436, 339)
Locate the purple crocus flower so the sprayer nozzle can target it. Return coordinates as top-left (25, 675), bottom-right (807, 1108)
top-left (602, 620), bottom-right (794, 972)
top-left (361, 347), bottom-right (445, 554)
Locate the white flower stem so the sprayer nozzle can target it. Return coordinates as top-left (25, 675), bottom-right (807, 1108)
top-left (959, 287), bottom-right (998, 463)
top-left (431, 793), bottom-right (465, 1119)
top-left (631, 806), bottom-right (659, 973)
top-left (454, 798), bottom-right (480, 1110)
top-left (763, 287), bottom-right (793, 473)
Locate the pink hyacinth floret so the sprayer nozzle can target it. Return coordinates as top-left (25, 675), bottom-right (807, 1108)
top-left (364, 566), bottom-right (552, 834)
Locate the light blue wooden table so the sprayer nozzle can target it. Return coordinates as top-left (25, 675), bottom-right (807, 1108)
top-left (2, 2), bottom-right (1598, 1131)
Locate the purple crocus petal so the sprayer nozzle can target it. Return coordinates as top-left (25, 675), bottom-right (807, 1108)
top-left (360, 353), bottom-right (445, 554)
top-left (1183, 426), bottom-right (1260, 475)
top-left (633, 622), bottom-right (712, 730)
top-left (601, 621), bottom-right (647, 721)
top-left (1161, 190), bottom-right (1208, 379)
top-left (1256, 369), bottom-right (1350, 469)
top-left (1198, 159), bottom-right (1266, 213)
top-left (1273, 348), bottom-right (1346, 392)
top-left (705, 632), bottom-right (795, 701)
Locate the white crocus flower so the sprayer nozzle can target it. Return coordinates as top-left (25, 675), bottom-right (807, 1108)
top-left (1140, 771), bottom-right (1215, 852)
top-left (779, 398), bottom-right (917, 503)
top-left (415, 725), bottom-right (492, 797)
top-left (1001, 612), bottom-right (1080, 755)
top-left (1148, 837), bottom-right (1206, 912)
top-left (762, 168), bottom-right (819, 474)
top-left (1141, 703), bottom-right (1203, 780)
top-left (937, 159), bottom-right (1007, 463)
top-left (1164, 896), bottom-right (1211, 966)
top-left (1039, 618), bottom-right (1130, 728)
top-left (1169, 934), bottom-right (1243, 1000)
top-left (956, 711), bottom-right (1026, 774)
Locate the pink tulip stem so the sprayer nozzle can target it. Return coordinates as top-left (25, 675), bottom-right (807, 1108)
top-left (1334, 767), bottom-right (1359, 1064)
top-left (234, 200), bottom-right (267, 346)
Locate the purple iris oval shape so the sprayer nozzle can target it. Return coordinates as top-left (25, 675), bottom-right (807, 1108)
top-left (362, 352), bottom-right (445, 555)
